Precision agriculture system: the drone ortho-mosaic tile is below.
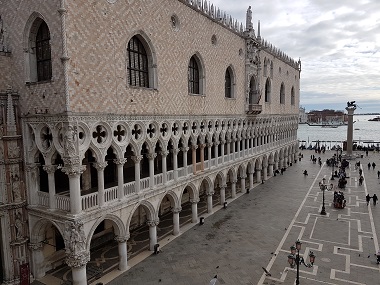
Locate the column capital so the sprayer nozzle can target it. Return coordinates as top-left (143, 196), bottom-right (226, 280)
top-left (114, 234), bottom-right (130, 243)
top-left (146, 153), bottom-right (157, 160)
top-left (61, 164), bottom-right (86, 177)
top-left (146, 219), bottom-right (159, 227)
top-left (221, 140), bottom-right (226, 144)
top-left (206, 191), bottom-right (215, 196)
top-left (255, 168), bottom-right (262, 171)
top-left (241, 175), bottom-right (247, 179)
top-left (114, 158), bottom-right (127, 165)
top-left (160, 150), bottom-right (169, 157)
top-left (94, 161), bottom-right (108, 171)
top-left (226, 139), bottom-right (232, 143)
top-left (206, 143), bottom-right (213, 148)
top-left (28, 242), bottom-right (43, 250)
top-left (171, 148), bottom-right (180, 155)
top-left (25, 163), bottom-right (39, 172)
top-left (231, 179), bottom-right (237, 184)
top-left (131, 155), bottom-right (143, 163)
top-left (172, 207), bottom-right (182, 214)
top-left (65, 252), bottom-right (90, 268)
top-left (214, 141), bottom-right (220, 146)
top-left (221, 184), bottom-right (227, 189)
top-left (199, 144), bottom-right (206, 149)
top-left (191, 145), bottom-right (198, 151)
top-left (43, 165), bottom-right (57, 174)
top-left (190, 198), bottom-right (200, 204)
top-left (181, 147), bottom-right (189, 153)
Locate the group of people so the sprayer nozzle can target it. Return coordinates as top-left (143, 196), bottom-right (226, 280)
top-left (333, 191), bottom-right (346, 209)
top-left (366, 194), bottom-right (378, 206)
top-left (367, 162), bottom-right (376, 170)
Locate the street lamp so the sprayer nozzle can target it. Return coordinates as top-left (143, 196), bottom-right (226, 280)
top-left (319, 178), bottom-right (327, 215)
top-left (287, 240), bottom-right (316, 285)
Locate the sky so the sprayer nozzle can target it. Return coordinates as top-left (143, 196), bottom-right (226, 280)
top-left (211, 0), bottom-right (380, 113)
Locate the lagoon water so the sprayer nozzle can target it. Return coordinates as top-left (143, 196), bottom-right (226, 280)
top-left (297, 115), bottom-right (380, 146)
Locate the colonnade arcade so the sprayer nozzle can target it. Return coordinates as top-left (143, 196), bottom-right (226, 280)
top-left (25, 116), bottom-right (298, 285)
top-left (28, 144), bottom-right (297, 284)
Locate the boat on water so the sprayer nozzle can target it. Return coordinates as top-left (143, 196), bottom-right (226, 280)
top-left (368, 116), bottom-right (380, 121)
top-left (307, 121), bottom-right (347, 127)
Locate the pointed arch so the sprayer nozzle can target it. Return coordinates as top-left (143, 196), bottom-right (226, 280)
top-left (265, 78), bottom-right (271, 103)
top-left (23, 12), bottom-right (52, 83)
top-left (126, 31), bottom-right (158, 89)
top-left (280, 82), bottom-right (285, 104)
top-left (225, 65), bottom-right (235, 98)
top-left (188, 52), bottom-right (205, 95)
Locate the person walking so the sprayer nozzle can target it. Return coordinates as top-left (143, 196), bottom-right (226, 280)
top-left (372, 162), bottom-right (376, 170)
top-left (378, 170), bottom-right (380, 179)
top-left (366, 194), bottom-right (371, 206)
top-left (373, 194), bottom-right (378, 206)
top-left (368, 162), bottom-right (371, 170)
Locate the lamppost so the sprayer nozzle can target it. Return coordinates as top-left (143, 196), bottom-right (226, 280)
top-left (320, 178), bottom-right (327, 215)
top-left (287, 240), bottom-right (316, 285)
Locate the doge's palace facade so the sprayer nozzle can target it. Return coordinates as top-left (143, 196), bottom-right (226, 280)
top-left (0, 1), bottom-right (300, 284)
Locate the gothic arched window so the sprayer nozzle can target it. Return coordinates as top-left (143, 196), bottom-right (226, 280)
top-left (188, 56), bottom-right (200, 94)
top-left (127, 36), bottom-right (149, 87)
top-left (280, 83), bottom-right (285, 104)
top-left (36, 21), bottom-right (52, 82)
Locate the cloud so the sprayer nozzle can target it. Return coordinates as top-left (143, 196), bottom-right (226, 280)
top-left (212, 0), bottom-right (380, 110)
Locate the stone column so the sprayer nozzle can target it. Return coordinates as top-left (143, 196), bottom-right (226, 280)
top-left (200, 144), bottom-right (205, 171)
top-left (147, 220), bottom-right (159, 251)
top-left (147, 153), bottom-right (157, 189)
top-left (160, 150), bottom-right (169, 184)
top-left (43, 165), bottom-right (57, 210)
top-left (172, 207), bottom-right (182, 236)
top-left (207, 191), bottom-right (214, 214)
top-left (226, 139), bottom-right (231, 157)
top-left (190, 198), bottom-right (199, 223)
top-left (242, 138), bottom-right (246, 156)
top-left (62, 165), bottom-right (86, 215)
top-left (94, 162), bottom-right (107, 206)
top-left (268, 163), bottom-right (274, 177)
top-left (25, 163), bottom-right (39, 205)
top-left (345, 105), bottom-right (356, 156)
top-left (172, 148), bottom-right (179, 181)
top-left (114, 159), bottom-right (127, 200)
top-left (29, 242), bottom-right (45, 279)
top-left (181, 147), bottom-right (189, 176)
top-left (231, 180), bottom-right (237, 198)
top-left (115, 235), bottom-right (129, 271)
top-left (214, 142), bottom-right (219, 166)
top-left (66, 253), bottom-right (90, 285)
top-left (263, 165), bottom-right (268, 180)
top-left (240, 175), bottom-right (246, 193)
top-left (236, 138), bottom-right (241, 158)
top-left (256, 168), bottom-right (262, 183)
top-left (207, 143), bottom-right (212, 169)
top-left (249, 172), bottom-right (254, 191)
top-left (220, 184), bottom-right (226, 204)
top-left (220, 140), bottom-right (225, 163)
top-left (132, 155), bottom-right (142, 193)
top-left (191, 145), bottom-right (198, 174)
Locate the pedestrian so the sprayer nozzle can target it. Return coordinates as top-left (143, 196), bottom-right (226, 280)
top-left (377, 170), bottom-right (380, 179)
top-left (366, 194), bottom-right (371, 206)
top-left (372, 162), bottom-right (376, 170)
top-left (303, 170), bottom-right (308, 176)
top-left (359, 169), bottom-right (363, 176)
top-left (366, 150), bottom-right (368, 156)
top-left (368, 162), bottom-right (371, 170)
top-left (373, 194), bottom-right (378, 206)
top-left (359, 176), bottom-right (364, 186)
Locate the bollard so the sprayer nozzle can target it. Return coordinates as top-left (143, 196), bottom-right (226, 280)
top-left (154, 243), bottom-right (160, 254)
top-left (199, 217), bottom-right (205, 225)
top-left (223, 202), bottom-right (227, 209)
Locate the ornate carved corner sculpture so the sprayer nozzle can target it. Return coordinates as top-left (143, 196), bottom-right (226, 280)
top-left (11, 173), bottom-right (22, 203)
top-left (63, 221), bottom-right (87, 256)
top-left (62, 125), bottom-right (77, 157)
top-left (14, 209), bottom-right (24, 240)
